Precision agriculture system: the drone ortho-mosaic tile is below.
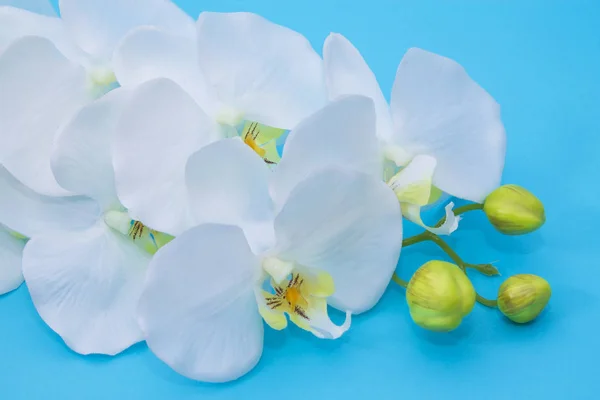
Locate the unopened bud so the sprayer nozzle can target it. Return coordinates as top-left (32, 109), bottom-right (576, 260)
top-left (406, 260), bottom-right (476, 332)
top-left (483, 184), bottom-right (545, 235)
top-left (497, 274), bottom-right (551, 323)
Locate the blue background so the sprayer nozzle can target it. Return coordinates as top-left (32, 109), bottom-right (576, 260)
top-left (1, 0), bottom-right (598, 398)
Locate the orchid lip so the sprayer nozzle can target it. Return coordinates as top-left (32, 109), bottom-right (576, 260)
top-left (257, 258), bottom-right (351, 339)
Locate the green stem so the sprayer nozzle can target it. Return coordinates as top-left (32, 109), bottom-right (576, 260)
top-left (426, 234), bottom-right (465, 268)
top-left (452, 202), bottom-right (484, 214)
top-left (402, 232), bottom-right (429, 247)
top-left (476, 295), bottom-right (498, 308)
top-left (401, 202), bottom-right (484, 248)
top-left (398, 202), bottom-right (499, 307)
top-left (423, 233), bottom-right (499, 308)
top-left (434, 202), bottom-right (483, 228)
top-left (402, 203), bottom-right (497, 276)
top-left (392, 273), bottom-right (408, 289)
top-left (403, 233), bottom-right (498, 276)
top-left (426, 234), bottom-right (497, 276)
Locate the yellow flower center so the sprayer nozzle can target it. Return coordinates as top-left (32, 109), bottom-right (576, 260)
top-left (239, 121), bottom-right (287, 166)
top-left (104, 210), bottom-right (173, 255)
top-left (259, 268), bottom-right (336, 333)
top-left (127, 220), bottom-right (173, 254)
top-left (265, 273), bottom-right (311, 320)
top-left (243, 122), bottom-right (268, 159)
top-left (284, 286), bottom-right (306, 311)
top-left (258, 258), bottom-right (351, 339)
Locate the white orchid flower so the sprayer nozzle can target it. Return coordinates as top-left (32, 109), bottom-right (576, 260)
top-left (107, 78), bottom-right (220, 236)
top-left (18, 88), bottom-right (173, 355)
top-left (112, 11), bottom-right (327, 138)
top-left (108, 86), bottom-right (402, 380)
top-left (107, 58), bottom-right (319, 237)
top-left (322, 33), bottom-right (507, 234)
top-left (136, 97), bottom-right (403, 382)
top-left (0, 165), bottom-right (99, 295)
top-left (0, 0), bottom-right (194, 196)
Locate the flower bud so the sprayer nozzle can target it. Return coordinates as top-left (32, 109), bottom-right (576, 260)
top-left (497, 274), bottom-right (551, 323)
top-left (406, 260), bottom-right (476, 332)
top-left (483, 184), bottom-right (545, 235)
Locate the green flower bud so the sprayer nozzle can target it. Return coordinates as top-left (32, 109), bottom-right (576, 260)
top-left (483, 184), bottom-right (545, 235)
top-left (497, 274), bottom-right (551, 323)
top-left (406, 260), bottom-right (476, 332)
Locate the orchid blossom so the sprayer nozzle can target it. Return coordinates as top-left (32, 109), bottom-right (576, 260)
top-left (134, 95), bottom-right (403, 382)
top-left (322, 34), bottom-right (506, 234)
top-left (0, 0), bottom-right (508, 379)
top-left (112, 11), bottom-right (326, 138)
top-left (16, 87), bottom-right (174, 355)
top-left (98, 12), bottom-right (329, 235)
top-left (0, 0), bottom-right (194, 196)
top-left (109, 9), bottom-right (328, 235)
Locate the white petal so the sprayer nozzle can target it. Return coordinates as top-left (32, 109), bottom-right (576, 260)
top-left (271, 95), bottom-right (382, 208)
top-left (390, 48), bottom-right (506, 202)
top-left (0, 166), bottom-right (99, 237)
top-left (0, 36), bottom-right (89, 196)
top-left (186, 138), bottom-right (274, 253)
top-left (22, 222), bottom-right (149, 355)
top-left (387, 154), bottom-right (437, 206)
top-left (0, 7), bottom-right (57, 54)
top-left (59, 0), bottom-right (195, 61)
top-left (0, 0), bottom-right (55, 16)
top-left (273, 168), bottom-right (403, 314)
top-left (113, 26), bottom-right (212, 112)
top-left (402, 202), bottom-right (460, 236)
top-left (138, 224), bottom-right (263, 383)
top-left (0, 6), bottom-right (85, 63)
top-left (323, 33), bottom-right (395, 144)
top-left (113, 78), bottom-right (217, 236)
top-left (196, 12), bottom-right (327, 129)
top-left (388, 155), bottom-right (459, 235)
top-left (52, 88), bottom-right (131, 211)
top-left (0, 225), bottom-right (25, 295)
top-left (309, 309), bottom-right (352, 340)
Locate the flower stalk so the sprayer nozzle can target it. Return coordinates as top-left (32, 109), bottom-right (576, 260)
top-left (434, 202), bottom-right (484, 227)
top-left (395, 202), bottom-right (499, 308)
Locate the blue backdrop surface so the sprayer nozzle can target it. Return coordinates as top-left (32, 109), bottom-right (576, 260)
top-left (1, 0), bottom-right (599, 398)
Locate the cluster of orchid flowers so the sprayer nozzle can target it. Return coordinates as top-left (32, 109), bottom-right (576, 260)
top-left (0, 0), bottom-right (549, 383)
